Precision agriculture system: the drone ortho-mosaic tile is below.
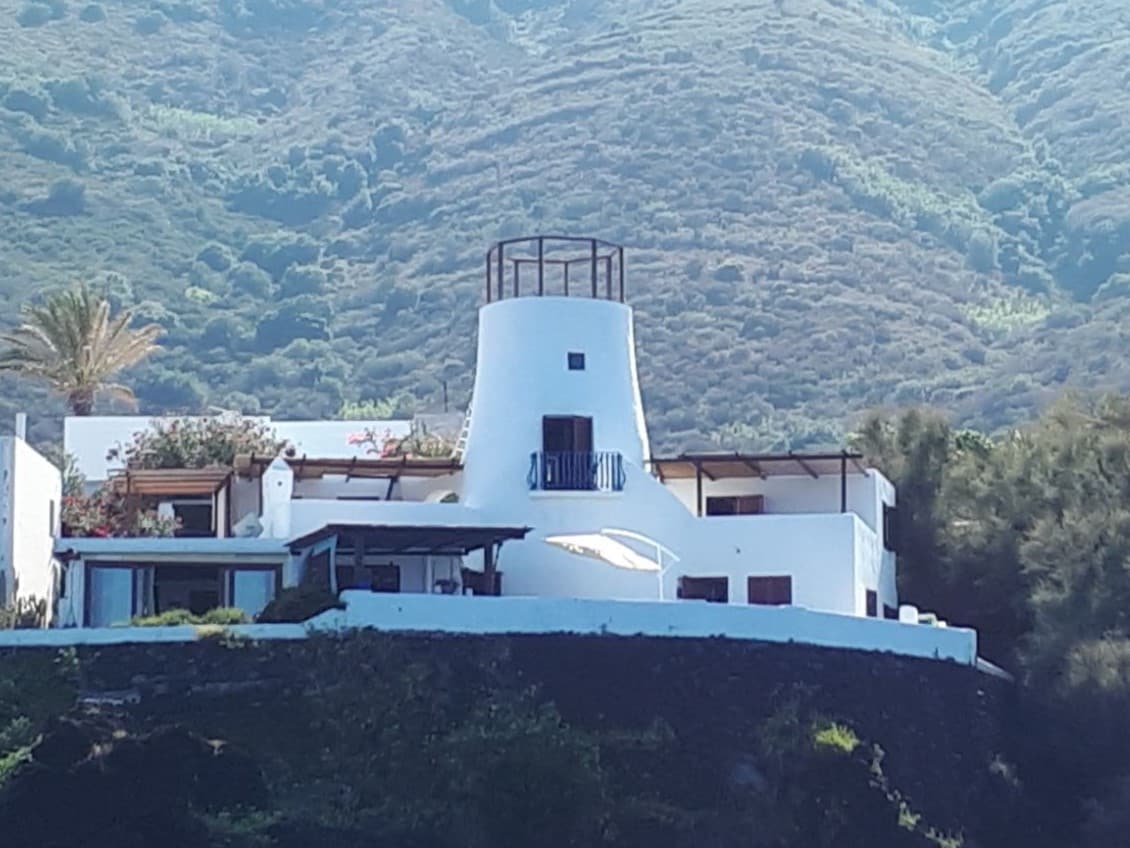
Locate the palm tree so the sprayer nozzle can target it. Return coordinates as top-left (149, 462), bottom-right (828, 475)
top-left (0, 284), bottom-right (161, 416)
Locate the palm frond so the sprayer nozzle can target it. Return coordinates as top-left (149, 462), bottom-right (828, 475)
top-left (0, 282), bottom-right (162, 414)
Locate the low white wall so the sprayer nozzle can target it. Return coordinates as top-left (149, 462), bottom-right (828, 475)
top-left (311, 591), bottom-right (977, 664)
top-left (0, 594), bottom-right (977, 666)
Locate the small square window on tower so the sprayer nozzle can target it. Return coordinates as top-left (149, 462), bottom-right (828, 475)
top-left (567, 352), bottom-right (586, 371)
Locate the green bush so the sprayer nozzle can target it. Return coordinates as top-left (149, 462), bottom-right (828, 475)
top-left (45, 77), bottom-right (116, 117)
top-left (239, 233), bottom-right (320, 281)
top-left (227, 261), bottom-right (273, 298)
top-left (107, 415), bottom-right (287, 470)
top-left (133, 10), bottom-right (165, 33)
top-left (25, 178), bottom-right (85, 216)
top-left (13, 124), bottom-right (88, 169)
top-left (197, 243), bottom-right (233, 272)
top-left (132, 607), bottom-right (249, 627)
top-left (254, 296), bottom-right (331, 351)
top-left (2, 88), bottom-right (49, 121)
top-left (278, 265), bottom-right (326, 298)
top-left (77, 2), bottom-right (103, 21)
top-left (16, 2), bottom-right (53, 26)
top-left (0, 598), bottom-right (47, 630)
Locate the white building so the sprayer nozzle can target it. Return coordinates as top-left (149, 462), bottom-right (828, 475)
top-left (1, 237), bottom-right (969, 663)
top-left (0, 419), bottom-right (61, 616)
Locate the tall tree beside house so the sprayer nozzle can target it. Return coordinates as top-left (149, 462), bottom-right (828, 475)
top-left (0, 284), bottom-right (161, 416)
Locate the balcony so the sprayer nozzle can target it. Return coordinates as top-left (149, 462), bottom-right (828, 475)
top-left (528, 451), bottom-right (625, 492)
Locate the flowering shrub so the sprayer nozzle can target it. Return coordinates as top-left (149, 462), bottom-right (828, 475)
top-left (61, 488), bottom-right (179, 538)
top-left (108, 414), bottom-right (288, 470)
top-left (347, 423), bottom-right (454, 459)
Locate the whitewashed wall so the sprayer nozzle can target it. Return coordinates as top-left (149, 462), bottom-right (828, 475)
top-left (460, 297), bottom-right (651, 514)
top-left (487, 464), bottom-right (874, 615)
top-left (663, 470), bottom-right (889, 533)
top-left (0, 593), bottom-right (978, 668)
top-left (0, 438), bottom-right (62, 616)
top-left (313, 592), bottom-right (979, 665)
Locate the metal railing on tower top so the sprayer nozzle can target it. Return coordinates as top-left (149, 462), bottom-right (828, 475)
top-left (485, 236), bottom-right (626, 304)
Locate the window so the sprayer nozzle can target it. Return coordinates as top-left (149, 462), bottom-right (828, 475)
top-left (884, 604), bottom-right (899, 621)
top-left (882, 504), bottom-right (899, 553)
top-left (153, 565), bottom-right (222, 616)
top-left (866, 590), bottom-right (878, 617)
top-left (540, 416), bottom-right (596, 491)
top-left (336, 563), bottom-right (401, 593)
top-left (174, 502), bottom-right (214, 538)
top-left (677, 576), bottom-right (729, 603)
top-left (747, 576), bottom-right (792, 606)
top-left (542, 416), bottom-right (593, 453)
top-left (567, 351), bottom-right (586, 371)
top-left (706, 495), bottom-right (765, 516)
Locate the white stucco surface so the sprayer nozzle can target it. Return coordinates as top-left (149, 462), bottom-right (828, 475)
top-left (461, 297), bottom-right (650, 512)
top-left (0, 594), bottom-right (976, 666)
top-left (286, 501), bottom-right (512, 540)
top-left (310, 591), bottom-right (977, 664)
top-left (0, 437), bottom-right (62, 614)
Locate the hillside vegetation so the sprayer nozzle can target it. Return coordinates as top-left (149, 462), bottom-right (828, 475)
top-left (2, 0), bottom-right (1129, 448)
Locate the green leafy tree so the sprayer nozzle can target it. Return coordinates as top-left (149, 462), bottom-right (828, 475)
top-left (0, 284), bottom-right (160, 415)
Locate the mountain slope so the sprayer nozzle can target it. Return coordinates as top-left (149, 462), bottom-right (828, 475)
top-left (1, 0), bottom-right (1128, 449)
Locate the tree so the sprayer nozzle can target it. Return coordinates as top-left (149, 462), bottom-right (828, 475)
top-left (0, 284), bottom-right (161, 416)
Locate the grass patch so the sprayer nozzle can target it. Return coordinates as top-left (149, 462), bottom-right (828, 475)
top-left (144, 105), bottom-right (258, 141)
top-left (131, 607), bottom-right (249, 627)
top-left (812, 720), bottom-right (860, 754)
top-left (964, 293), bottom-right (1052, 332)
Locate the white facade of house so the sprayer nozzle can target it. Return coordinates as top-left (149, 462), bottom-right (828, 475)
top-left (1, 237), bottom-right (973, 664)
top-left (0, 436), bottom-right (62, 612)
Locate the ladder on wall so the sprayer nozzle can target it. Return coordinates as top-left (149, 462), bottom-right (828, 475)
top-left (452, 406), bottom-right (472, 462)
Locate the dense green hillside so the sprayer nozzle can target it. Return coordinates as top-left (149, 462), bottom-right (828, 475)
top-left (1, 0), bottom-right (1129, 449)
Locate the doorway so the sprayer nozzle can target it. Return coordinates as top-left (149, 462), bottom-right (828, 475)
top-left (542, 416), bottom-right (593, 453)
top-left (541, 416), bottom-right (594, 490)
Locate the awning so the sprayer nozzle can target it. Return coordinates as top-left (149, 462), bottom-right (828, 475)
top-left (236, 454), bottom-right (462, 481)
top-left (108, 467), bottom-right (233, 496)
top-left (288, 523), bottom-right (530, 556)
top-left (54, 536), bottom-right (289, 564)
top-left (648, 451), bottom-right (868, 481)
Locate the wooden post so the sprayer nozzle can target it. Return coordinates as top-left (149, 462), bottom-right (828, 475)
top-left (537, 237), bottom-right (544, 295)
top-left (840, 451), bottom-right (847, 513)
top-left (695, 461), bottom-right (704, 517)
top-left (482, 543), bottom-right (495, 595)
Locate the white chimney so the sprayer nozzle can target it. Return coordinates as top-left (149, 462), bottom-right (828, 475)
top-left (14, 413), bottom-right (26, 441)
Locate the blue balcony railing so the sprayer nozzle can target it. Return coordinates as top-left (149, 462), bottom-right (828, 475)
top-left (528, 451), bottom-right (625, 492)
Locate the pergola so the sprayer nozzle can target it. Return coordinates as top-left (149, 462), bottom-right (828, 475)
top-left (288, 522), bottom-right (531, 596)
top-left (648, 451), bottom-right (869, 517)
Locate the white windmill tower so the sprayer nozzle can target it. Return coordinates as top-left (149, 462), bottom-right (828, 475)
top-left (459, 237), bottom-right (692, 599)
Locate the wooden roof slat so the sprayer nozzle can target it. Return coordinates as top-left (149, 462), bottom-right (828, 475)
top-left (108, 467), bottom-right (233, 496)
top-left (650, 452), bottom-right (868, 481)
top-left (289, 523), bottom-right (529, 556)
top-left (789, 452), bottom-right (820, 479)
top-left (240, 455), bottom-right (463, 480)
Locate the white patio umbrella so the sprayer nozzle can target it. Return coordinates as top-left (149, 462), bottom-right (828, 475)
top-left (543, 528), bottom-right (680, 599)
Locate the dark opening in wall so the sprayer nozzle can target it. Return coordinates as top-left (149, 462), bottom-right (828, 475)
top-left (677, 576), bottom-right (729, 603)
